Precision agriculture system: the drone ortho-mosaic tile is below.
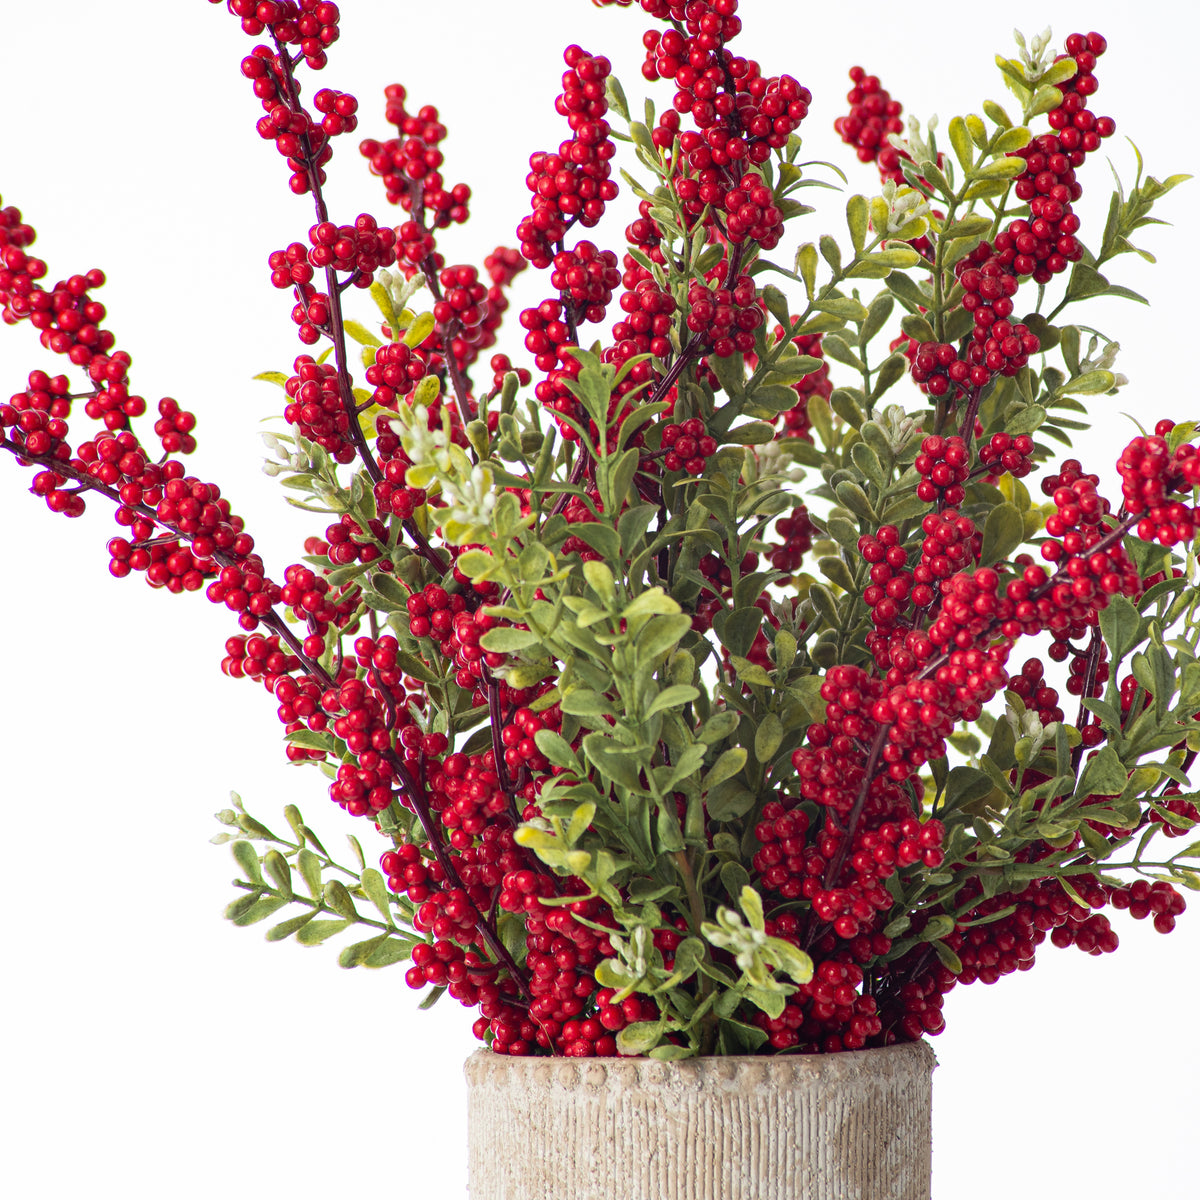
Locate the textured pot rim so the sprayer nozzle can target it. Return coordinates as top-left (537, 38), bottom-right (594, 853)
top-left (465, 1039), bottom-right (937, 1088)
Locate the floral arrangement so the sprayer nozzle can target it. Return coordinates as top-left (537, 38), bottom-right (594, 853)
top-left (2, 0), bottom-right (1195, 1071)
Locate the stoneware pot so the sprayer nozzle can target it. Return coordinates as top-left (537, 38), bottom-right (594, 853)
top-left (465, 1041), bottom-right (936, 1200)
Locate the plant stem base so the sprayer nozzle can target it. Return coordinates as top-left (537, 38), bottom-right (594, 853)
top-left (465, 1042), bottom-right (936, 1200)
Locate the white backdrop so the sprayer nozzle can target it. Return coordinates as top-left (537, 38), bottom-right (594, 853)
top-left (2, 3), bottom-right (1197, 1198)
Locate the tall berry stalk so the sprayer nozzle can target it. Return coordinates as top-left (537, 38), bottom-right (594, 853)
top-left (3, 0), bottom-right (1198, 1074)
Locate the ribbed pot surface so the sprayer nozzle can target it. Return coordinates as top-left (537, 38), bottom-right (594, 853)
top-left (466, 1041), bottom-right (936, 1200)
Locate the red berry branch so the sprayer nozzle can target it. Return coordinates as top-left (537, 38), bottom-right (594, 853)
top-left (3, 2), bottom-right (1196, 1062)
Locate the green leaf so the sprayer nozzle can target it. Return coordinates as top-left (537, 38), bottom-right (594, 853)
top-left (324, 880), bottom-right (359, 920)
top-left (649, 1044), bottom-right (695, 1061)
top-left (1005, 404), bottom-right (1046, 436)
top-left (582, 733), bottom-right (644, 792)
top-left (1078, 745), bottom-right (1129, 798)
top-left (846, 194), bottom-right (868, 253)
top-left (983, 99), bottom-right (1012, 128)
top-left (963, 178), bottom-right (1011, 202)
top-left (403, 311), bottom-right (435, 348)
top-left (834, 480), bottom-right (875, 522)
top-left (1028, 84), bottom-right (1064, 119)
top-left (339, 934), bottom-right (391, 969)
top-left (850, 441), bottom-right (886, 492)
top-left (703, 747), bottom-right (748, 793)
top-left (370, 281), bottom-right (396, 325)
top-left (295, 918), bottom-right (353, 946)
top-left (1099, 594), bottom-right (1143, 665)
top-left (266, 910), bottom-right (319, 942)
top-left (992, 126), bottom-right (1032, 155)
top-left (647, 685), bottom-right (701, 716)
top-left (932, 939), bottom-right (963, 974)
top-left (1059, 370), bottom-right (1115, 396)
top-left (561, 688), bottom-right (616, 718)
top-left (729, 656), bottom-right (773, 687)
top-left (818, 555), bottom-right (856, 594)
top-left (712, 607), bottom-right (763, 657)
top-left (723, 421), bottom-right (777, 445)
top-left (859, 293), bottom-right (894, 350)
top-left (636, 613), bottom-right (693, 663)
top-left (944, 766), bottom-right (996, 811)
top-left (947, 116), bottom-right (974, 172)
top-left (231, 841), bottom-right (262, 885)
top-left (816, 296), bottom-right (869, 322)
top-left (742, 986), bottom-right (786, 1020)
top-left (617, 1019), bottom-right (666, 1055)
top-left (886, 271), bottom-right (931, 310)
top-left (360, 868), bottom-right (396, 926)
top-left (343, 319), bottom-right (382, 347)
top-left (534, 729), bottom-right (583, 773)
top-left (297, 850), bottom-right (323, 901)
top-left (868, 246), bottom-right (922, 269)
top-left (760, 283), bottom-right (793, 332)
top-left (870, 353), bottom-right (908, 403)
top-left (979, 503), bottom-right (1025, 565)
top-left (754, 713), bottom-right (783, 762)
top-left (364, 938), bottom-right (416, 968)
top-left (231, 896), bottom-right (290, 927)
top-left (819, 234), bottom-right (842, 276)
top-left (479, 626), bottom-right (542, 654)
top-left (808, 583), bottom-right (840, 629)
top-left (795, 243), bottom-right (818, 301)
top-left (762, 355), bottom-right (822, 386)
top-left (263, 850), bottom-right (293, 899)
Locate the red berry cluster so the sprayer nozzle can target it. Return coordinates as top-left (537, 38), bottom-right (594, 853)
top-left (1116, 422), bottom-right (1200, 546)
top-left (857, 512), bottom-right (988, 670)
top-left (685, 272), bottom-right (762, 357)
top-left (288, 282), bottom-right (331, 345)
top-left (364, 339), bottom-right (431, 408)
top-left (834, 67), bottom-right (905, 181)
top-left (521, 298), bottom-right (576, 375)
top-left (516, 45), bottom-right (618, 269)
top-left (1007, 656), bottom-right (1066, 725)
top-left (358, 85), bottom-right (470, 233)
top-left (1110, 877), bottom-right (1187, 934)
top-left (768, 505), bottom-right (815, 573)
top-left (979, 431), bottom-right (1035, 481)
top-left (909, 341), bottom-right (990, 400)
top-left (613, 275), bottom-right (677, 361)
top-left (220, 0), bottom-right (340, 68)
top-left (320, 512), bottom-right (390, 568)
top-left (955, 248), bottom-right (1041, 381)
top-left (406, 584), bottom-right (507, 698)
top-left (0, 203), bottom-right (39, 326)
top-left (550, 241), bottom-right (622, 322)
top-left (486, 352), bottom-right (532, 395)
top-left (283, 354), bottom-right (355, 460)
top-left (1150, 790), bottom-right (1200, 840)
top-left (1004, 37), bottom-right (1114, 283)
top-left (719, 171), bottom-right (784, 248)
top-left (1, 253), bottom-right (134, 411)
top-left (434, 264), bottom-right (489, 337)
top-left (1037, 468), bottom-right (1142, 614)
top-left (236, 24), bottom-right (348, 194)
top-left (858, 524), bottom-right (916, 649)
top-left (497, 879), bottom-right (626, 1056)
top-left (914, 435), bottom-right (970, 505)
top-left (310, 215), bottom-right (395, 278)
top-left (640, 2), bottom-right (810, 169)
top-left (660, 417), bottom-right (718, 474)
